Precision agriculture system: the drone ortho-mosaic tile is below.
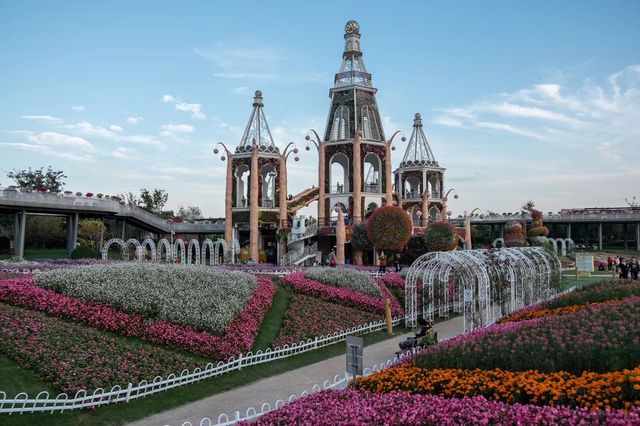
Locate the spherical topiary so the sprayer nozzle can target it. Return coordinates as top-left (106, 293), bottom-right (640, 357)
top-left (70, 246), bottom-right (98, 259)
top-left (402, 233), bottom-right (428, 264)
top-left (505, 220), bottom-right (527, 247)
top-left (366, 205), bottom-right (412, 251)
top-left (351, 222), bottom-right (372, 250)
top-left (424, 221), bottom-right (458, 252)
top-left (527, 226), bottom-right (549, 237)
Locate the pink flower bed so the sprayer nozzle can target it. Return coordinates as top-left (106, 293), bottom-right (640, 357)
top-left (243, 389), bottom-right (640, 425)
top-left (379, 272), bottom-right (405, 289)
top-left (0, 276), bottom-right (276, 360)
top-left (281, 272), bottom-right (402, 317)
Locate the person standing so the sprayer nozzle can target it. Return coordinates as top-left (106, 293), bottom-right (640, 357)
top-left (629, 257), bottom-right (639, 280)
top-left (394, 252), bottom-right (402, 272)
top-left (607, 257), bottom-right (613, 271)
top-left (378, 251), bottom-right (387, 273)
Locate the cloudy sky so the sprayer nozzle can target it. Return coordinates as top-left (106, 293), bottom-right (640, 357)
top-left (1, 1), bottom-right (639, 217)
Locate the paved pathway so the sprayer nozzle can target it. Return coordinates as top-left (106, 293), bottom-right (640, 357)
top-left (129, 316), bottom-right (464, 426)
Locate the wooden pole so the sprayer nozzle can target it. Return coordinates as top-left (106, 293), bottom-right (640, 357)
top-left (385, 298), bottom-right (393, 335)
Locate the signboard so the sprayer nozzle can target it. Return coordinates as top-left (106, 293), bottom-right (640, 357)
top-left (346, 335), bottom-right (363, 376)
top-left (576, 255), bottom-right (594, 272)
top-left (463, 289), bottom-right (473, 303)
top-left (575, 255), bottom-right (594, 280)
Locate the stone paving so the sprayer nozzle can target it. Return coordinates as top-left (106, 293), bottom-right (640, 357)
top-left (129, 316), bottom-right (464, 426)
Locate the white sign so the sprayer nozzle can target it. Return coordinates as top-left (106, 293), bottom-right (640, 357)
top-left (464, 289), bottom-right (473, 303)
top-left (346, 335), bottom-right (363, 376)
top-left (576, 255), bottom-right (594, 273)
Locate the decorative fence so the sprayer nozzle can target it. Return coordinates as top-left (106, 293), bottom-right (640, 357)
top-left (184, 346), bottom-right (426, 426)
top-left (0, 316), bottom-right (404, 414)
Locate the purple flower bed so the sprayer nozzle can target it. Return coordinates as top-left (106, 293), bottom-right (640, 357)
top-left (281, 272), bottom-right (403, 316)
top-left (414, 295), bottom-right (640, 374)
top-left (244, 389), bottom-right (640, 425)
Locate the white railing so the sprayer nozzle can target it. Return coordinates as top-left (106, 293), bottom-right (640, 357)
top-left (283, 243), bottom-right (318, 266)
top-left (183, 345), bottom-right (425, 426)
top-left (287, 224), bottom-right (318, 244)
top-left (0, 315), bottom-right (404, 414)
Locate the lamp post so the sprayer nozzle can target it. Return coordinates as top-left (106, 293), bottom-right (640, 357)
top-left (440, 188), bottom-right (458, 221)
top-left (305, 130), bottom-right (325, 227)
top-left (278, 142), bottom-right (299, 262)
top-left (384, 131), bottom-right (405, 206)
top-left (465, 207), bottom-right (481, 250)
top-left (213, 143), bottom-right (234, 262)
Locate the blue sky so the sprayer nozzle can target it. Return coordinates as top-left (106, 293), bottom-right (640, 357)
top-left (1, 1), bottom-right (639, 217)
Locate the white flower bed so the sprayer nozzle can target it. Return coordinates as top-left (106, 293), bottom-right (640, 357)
top-left (33, 264), bottom-right (257, 334)
top-left (304, 267), bottom-right (381, 297)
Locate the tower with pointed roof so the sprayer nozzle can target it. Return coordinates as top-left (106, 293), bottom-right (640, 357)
top-left (229, 90), bottom-right (282, 263)
top-left (395, 113), bottom-right (446, 227)
top-left (318, 20), bottom-right (391, 232)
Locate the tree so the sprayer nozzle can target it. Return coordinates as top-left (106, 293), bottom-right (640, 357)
top-left (521, 200), bottom-right (536, 213)
top-left (625, 196), bottom-right (639, 210)
top-left (139, 188), bottom-right (168, 214)
top-left (25, 216), bottom-right (66, 249)
top-left (7, 166), bottom-right (67, 193)
top-left (119, 191), bottom-right (139, 207)
top-left (78, 219), bottom-right (107, 251)
top-left (177, 206), bottom-right (203, 220)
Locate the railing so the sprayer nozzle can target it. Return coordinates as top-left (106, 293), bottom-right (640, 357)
top-left (0, 315), bottom-right (404, 414)
top-left (364, 184), bottom-right (379, 193)
top-left (283, 243), bottom-right (318, 266)
top-left (329, 185), bottom-right (347, 194)
top-left (262, 199), bottom-right (274, 208)
top-left (184, 344), bottom-right (423, 426)
top-left (287, 224), bottom-right (318, 244)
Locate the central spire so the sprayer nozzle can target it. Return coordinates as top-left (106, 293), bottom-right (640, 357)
top-left (334, 20), bottom-right (372, 88)
top-left (400, 113), bottom-right (439, 167)
top-left (236, 90), bottom-right (279, 154)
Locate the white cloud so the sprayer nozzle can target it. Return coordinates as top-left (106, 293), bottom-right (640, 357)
top-left (231, 86), bottom-right (251, 95)
top-left (110, 125), bottom-right (123, 132)
top-left (21, 115), bottom-right (62, 124)
top-left (28, 131), bottom-right (94, 151)
top-left (175, 101), bottom-right (206, 119)
top-left (112, 147), bottom-right (135, 159)
top-left (71, 105), bottom-right (86, 112)
top-left (62, 121), bottom-right (118, 139)
top-left (122, 134), bottom-right (163, 146)
top-left (162, 94), bottom-right (176, 103)
top-left (127, 115), bottom-right (143, 125)
top-left (160, 123), bottom-right (195, 138)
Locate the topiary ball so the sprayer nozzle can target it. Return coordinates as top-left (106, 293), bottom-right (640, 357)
top-left (527, 226), bottom-right (549, 237)
top-left (402, 233), bottom-right (428, 264)
top-left (366, 205), bottom-right (413, 251)
top-left (424, 221), bottom-right (458, 252)
top-left (351, 222), bottom-right (372, 250)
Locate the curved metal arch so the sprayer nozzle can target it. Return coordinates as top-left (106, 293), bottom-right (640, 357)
top-left (101, 238), bottom-right (126, 260)
top-left (124, 238), bottom-right (142, 261)
top-left (157, 238), bottom-right (173, 262)
top-left (213, 239), bottom-right (228, 265)
top-left (187, 239), bottom-right (200, 264)
top-left (140, 238), bottom-right (157, 262)
top-left (173, 239), bottom-right (186, 264)
top-left (201, 239), bottom-right (215, 265)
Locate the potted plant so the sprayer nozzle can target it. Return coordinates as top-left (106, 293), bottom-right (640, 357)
top-left (86, 192), bottom-right (94, 198)
top-left (96, 193), bottom-right (104, 199)
top-left (75, 191), bottom-right (83, 196)
top-left (64, 190), bottom-right (73, 196)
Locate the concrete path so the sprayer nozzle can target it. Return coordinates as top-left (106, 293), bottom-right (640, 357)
top-left (129, 316), bottom-right (464, 426)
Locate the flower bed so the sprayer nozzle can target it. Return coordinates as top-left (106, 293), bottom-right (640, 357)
top-left (379, 272), bottom-right (405, 290)
top-left (243, 389), bottom-right (640, 425)
top-left (272, 294), bottom-right (381, 347)
top-left (303, 267), bottom-right (381, 297)
top-left (355, 365), bottom-right (640, 410)
top-left (0, 303), bottom-right (202, 393)
top-left (33, 264), bottom-right (257, 334)
top-left (281, 272), bottom-right (402, 316)
top-left (498, 299), bottom-right (623, 323)
top-left (0, 276), bottom-right (275, 360)
top-left (414, 295), bottom-right (640, 374)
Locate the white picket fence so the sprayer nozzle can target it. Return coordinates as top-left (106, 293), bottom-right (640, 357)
top-left (181, 346), bottom-right (426, 426)
top-left (0, 316), bottom-right (404, 414)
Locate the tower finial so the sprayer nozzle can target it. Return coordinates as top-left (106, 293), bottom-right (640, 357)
top-left (253, 90), bottom-right (264, 107)
top-left (400, 112), bottom-right (438, 167)
top-left (344, 20), bottom-right (360, 35)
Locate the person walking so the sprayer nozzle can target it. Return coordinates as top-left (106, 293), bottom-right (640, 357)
top-left (394, 252), bottom-right (402, 272)
top-left (607, 257), bottom-right (613, 271)
top-left (378, 252), bottom-right (387, 273)
top-left (629, 257), bottom-right (639, 280)
top-left (619, 258), bottom-right (629, 279)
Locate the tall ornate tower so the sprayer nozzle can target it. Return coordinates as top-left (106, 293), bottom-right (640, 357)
top-left (318, 20), bottom-right (391, 229)
top-left (230, 90), bottom-right (282, 263)
top-left (394, 113), bottom-right (446, 227)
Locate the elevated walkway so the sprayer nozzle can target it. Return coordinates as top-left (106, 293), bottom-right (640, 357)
top-left (286, 187), bottom-right (319, 214)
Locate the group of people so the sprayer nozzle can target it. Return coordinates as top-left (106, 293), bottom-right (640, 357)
top-left (377, 252), bottom-right (402, 273)
top-left (607, 256), bottom-right (640, 280)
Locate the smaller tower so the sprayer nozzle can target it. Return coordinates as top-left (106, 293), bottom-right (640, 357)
top-left (394, 113), bottom-right (446, 227)
top-left (229, 90), bottom-right (281, 263)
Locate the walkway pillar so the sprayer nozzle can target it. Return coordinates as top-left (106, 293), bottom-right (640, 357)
top-left (120, 220), bottom-right (126, 240)
top-left (636, 223), bottom-right (640, 252)
top-left (567, 223), bottom-right (572, 240)
top-left (598, 223), bottom-right (603, 251)
top-left (14, 211), bottom-right (26, 259)
top-left (623, 223), bottom-right (628, 250)
top-left (66, 213), bottom-right (79, 254)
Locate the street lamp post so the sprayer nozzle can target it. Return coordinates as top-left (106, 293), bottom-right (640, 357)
top-left (305, 130), bottom-right (325, 226)
top-left (440, 188), bottom-right (458, 221)
top-left (384, 131), bottom-right (405, 206)
top-left (278, 142), bottom-right (299, 262)
top-left (213, 143), bottom-right (234, 262)
top-left (465, 207), bottom-right (481, 250)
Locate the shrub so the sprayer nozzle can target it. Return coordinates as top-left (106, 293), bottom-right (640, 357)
top-left (424, 221), bottom-right (458, 252)
top-left (70, 246), bottom-right (98, 259)
top-left (527, 226), bottom-right (549, 237)
top-left (33, 264), bottom-right (257, 334)
top-left (402, 233), bottom-right (428, 264)
top-left (350, 222), bottom-right (372, 250)
top-left (504, 220), bottom-right (527, 247)
top-left (366, 205), bottom-right (412, 251)
top-left (304, 267), bottom-right (381, 297)
top-left (0, 236), bottom-right (10, 253)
